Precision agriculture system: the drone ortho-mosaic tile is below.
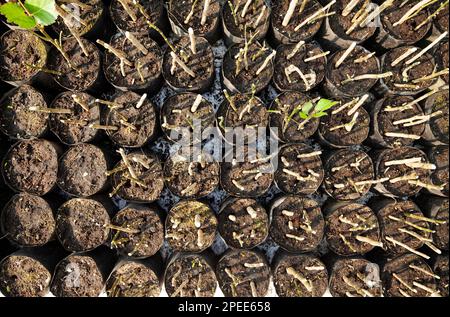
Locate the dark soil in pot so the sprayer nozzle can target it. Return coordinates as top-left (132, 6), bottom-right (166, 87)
top-left (431, 0), bottom-right (449, 34)
top-left (167, 0), bottom-right (221, 43)
top-left (323, 45), bottom-right (380, 98)
top-left (270, 0), bottom-right (324, 45)
top-left (436, 40), bottom-right (449, 84)
top-left (165, 200), bottom-right (217, 253)
top-left (164, 253), bottom-right (217, 297)
top-left (373, 146), bottom-right (433, 197)
top-left (382, 253), bottom-right (438, 297)
top-left (164, 152), bottom-right (220, 198)
top-left (222, 41), bottom-right (274, 94)
top-left (57, 143), bottom-right (108, 197)
top-left (49, 91), bottom-right (101, 145)
top-left (422, 89), bottom-right (449, 145)
top-left (427, 146), bottom-right (449, 196)
top-left (274, 143), bottom-right (324, 195)
top-left (319, 96), bottom-right (370, 148)
top-left (105, 91), bottom-right (157, 148)
top-left (103, 32), bottom-right (162, 91)
top-left (329, 257), bottom-right (383, 297)
top-left (0, 30), bottom-right (47, 85)
top-left (418, 197), bottom-right (448, 251)
top-left (55, 198), bottom-right (110, 252)
top-left (1, 193), bottom-right (55, 247)
top-left (272, 252), bottom-right (328, 297)
top-left (109, 205), bottom-right (164, 258)
top-left (48, 37), bottom-right (102, 92)
top-left (162, 35), bottom-right (214, 93)
top-left (109, 151), bottom-right (164, 203)
top-left (273, 42), bottom-right (327, 92)
top-left (161, 92), bottom-right (216, 143)
top-left (222, 0), bottom-right (271, 45)
top-left (0, 84), bottom-right (48, 140)
top-left (369, 95), bottom-right (425, 148)
top-left (433, 255), bottom-right (449, 297)
top-left (216, 249), bottom-right (270, 297)
top-left (323, 149), bottom-right (374, 200)
top-left (2, 139), bottom-right (58, 196)
top-left (218, 198), bottom-right (269, 249)
top-left (270, 195), bottom-right (324, 253)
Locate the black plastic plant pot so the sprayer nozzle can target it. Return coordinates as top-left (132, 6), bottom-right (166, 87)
top-left (103, 32), bottom-right (163, 92)
top-left (167, 0), bottom-right (221, 43)
top-left (164, 152), bottom-right (220, 199)
top-left (218, 197), bottom-right (269, 249)
top-left (436, 40), bottom-right (449, 85)
top-left (371, 198), bottom-right (432, 258)
top-left (51, 246), bottom-right (117, 297)
top-left (434, 255), bottom-right (449, 297)
top-left (269, 92), bottom-right (319, 143)
top-left (323, 45), bottom-right (380, 99)
top-left (160, 93), bottom-right (216, 144)
top-left (324, 201), bottom-right (381, 256)
top-left (105, 91), bottom-right (157, 148)
top-left (162, 36), bottom-right (214, 93)
top-left (222, 42), bottom-right (275, 94)
top-left (0, 243), bottom-right (67, 297)
top-left (422, 88), bottom-right (449, 145)
top-left (57, 143), bottom-right (109, 197)
top-left (269, 195), bottom-right (324, 253)
top-left (272, 42), bottom-right (327, 92)
top-left (376, 46), bottom-right (437, 96)
top-left (52, 0), bottom-right (106, 41)
top-left (318, 96), bottom-right (370, 148)
top-left (109, 205), bottom-right (164, 258)
top-left (216, 249), bottom-right (270, 297)
top-left (427, 146), bottom-right (449, 197)
top-left (49, 91), bottom-right (101, 145)
top-left (368, 95), bottom-right (426, 148)
top-left (272, 252), bottom-right (328, 297)
top-left (372, 146), bottom-right (433, 197)
top-left (417, 196), bottom-right (448, 251)
top-left (0, 193), bottom-right (56, 247)
top-left (319, 0), bottom-right (377, 50)
top-left (0, 30), bottom-right (47, 87)
top-left (274, 143), bottom-right (324, 195)
top-left (2, 139), bottom-right (59, 196)
top-left (109, 151), bottom-right (164, 203)
top-left (430, 1), bottom-right (449, 35)
top-left (165, 200), bottom-right (217, 253)
top-left (270, 0), bottom-right (324, 46)
top-left (217, 92), bottom-right (268, 144)
top-left (106, 256), bottom-right (163, 297)
top-left (323, 149), bottom-right (375, 201)
top-left (0, 85), bottom-right (48, 140)
top-left (329, 257), bottom-right (383, 297)
top-left (373, 0), bottom-right (432, 50)
top-left (55, 197), bottom-right (112, 253)
top-left (382, 253), bottom-right (438, 297)
top-left (109, 0), bottom-right (168, 40)
top-left (164, 252), bottom-right (217, 297)
top-left (221, 0), bottom-right (271, 46)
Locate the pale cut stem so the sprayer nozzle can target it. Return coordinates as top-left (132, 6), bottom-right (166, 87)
top-left (241, 0), bottom-right (253, 18)
top-left (95, 99), bottom-right (122, 110)
top-left (341, 71), bottom-right (393, 84)
top-left (388, 215), bottom-right (435, 233)
top-left (404, 213), bottom-right (446, 224)
top-left (384, 132), bottom-right (420, 139)
top-left (170, 52), bottom-right (195, 77)
top-left (60, 4), bottom-right (88, 26)
top-left (384, 90), bottom-right (438, 112)
top-left (136, 93), bottom-right (147, 109)
top-left (188, 28), bottom-right (197, 55)
top-left (89, 124), bottom-right (119, 131)
top-left (399, 228), bottom-right (433, 242)
top-left (184, 0), bottom-right (199, 24)
top-left (298, 0), bottom-right (308, 14)
top-left (286, 267), bottom-right (313, 292)
top-left (393, 273), bottom-right (418, 294)
top-left (201, 0), bottom-right (210, 25)
top-left (385, 236), bottom-right (430, 259)
top-left (191, 94), bottom-right (203, 112)
top-left (118, 148), bottom-right (138, 180)
top-left (408, 180), bottom-right (444, 191)
top-left (415, 0), bottom-right (449, 30)
top-left (348, 94), bottom-right (369, 116)
top-left (329, 112), bottom-right (359, 132)
top-left (393, 0), bottom-right (435, 26)
top-left (294, 0), bottom-right (336, 31)
top-left (254, 5), bottom-right (267, 28)
top-left (117, 0), bottom-right (137, 21)
top-left (29, 106), bottom-right (72, 114)
top-left (286, 233), bottom-right (305, 241)
top-left (360, 0), bottom-right (394, 27)
top-left (424, 241), bottom-right (441, 254)
top-left (406, 32), bottom-right (448, 65)
top-left (389, 173), bottom-right (418, 183)
top-left (391, 47), bottom-right (418, 66)
top-left (343, 0), bottom-right (361, 16)
top-left (304, 51), bottom-right (330, 62)
top-left (355, 235), bottom-right (383, 247)
top-left (412, 68), bottom-right (449, 83)
top-left (55, 5), bottom-right (89, 56)
top-left (409, 265), bottom-right (440, 279)
top-left (354, 52), bottom-right (376, 64)
top-left (96, 40), bottom-right (132, 66)
top-left (287, 41), bottom-right (305, 60)
top-left (412, 281), bottom-right (437, 294)
top-left (297, 151), bottom-right (322, 158)
top-left (282, 0), bottom-right (299, 26)
top-left (346, 1), bottom-right (370, 35)
top-left (71, 94), bottom-right (89, 111)
top-left (285, 64), bottom-right (312, 90)
top-left (405, 162), bottom-right (436, 169)
top-left (256, 50), bottom-right (276, 75)
top-left (354, 177), bottom-right (389, 186)
top-left (335, 42), bottom-right (357, 68)
top-left (125, 31), bottom-right (148, 55)
top-left (384, 157), bottom-right (422, 166)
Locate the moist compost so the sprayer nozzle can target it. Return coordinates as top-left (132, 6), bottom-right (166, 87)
top-left (434, 255), bottom-right (449, 297)
top-left (274, 143), bottom-right (324, 195)
top-left (165, 254), bottom-right (217, 297)
top-left (329, 258), bottom-right (382, 297)
top-left (165, 200), bottom-right (217, 252)
top-left (432, 1), bottom-right (449, 33)
top-left (1, 193), bottom-right (55, 247)
top-left (110, 151), bottom-right (164, 203)
top-left (323, 149), bottom-right (375, 200)
top-left (2, 139), bottom-right (58, 196)
top-left (49, 91), bottom-right (100, 145)
top-left (273, 254), bottom-right (328, 297)
top-left (110, 206), bottom-right (164, 258)
top-left (56, 198), bottom-right (110, 252)
top-left (436, 40), bottom-right (448, 84)
top-left (423, 89), bottom-right (449, 145)
top-left (0, 85), bottom-right (48, 139)
top-left (270, 195), bottom-right (324, 253)
top-left (428, 146), bottom-right (449, 196)
top-left (427, 198), bottom-right (449, 251)
top-left (216, 249), bottom-right (270, 297)
top-left (218, 198), bottom-right (269, 249)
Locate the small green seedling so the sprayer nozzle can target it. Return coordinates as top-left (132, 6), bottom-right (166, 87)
top-left (299, 98), bottom-right (338, 119)
top-left (0, 0), bottom-right (57, 29)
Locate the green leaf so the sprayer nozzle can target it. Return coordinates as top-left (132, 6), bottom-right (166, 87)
top-left (299, 111), bottom-right (309, 119)
top-left (313, 112), bottom-right (328, 118)
top-left (24, 0), bottom-right (58, 26)
top-left (315, 99), bottom-right (338, 112)
top-left (0, 2), bottom-right (36, 29)
top-left (301, 102), bottom-right (314, 115)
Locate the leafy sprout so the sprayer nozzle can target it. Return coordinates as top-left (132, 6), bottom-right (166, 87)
top-left (299, 98), bottom-right (338, 119)
top-left (0, 0), bottom-right (58, 29)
